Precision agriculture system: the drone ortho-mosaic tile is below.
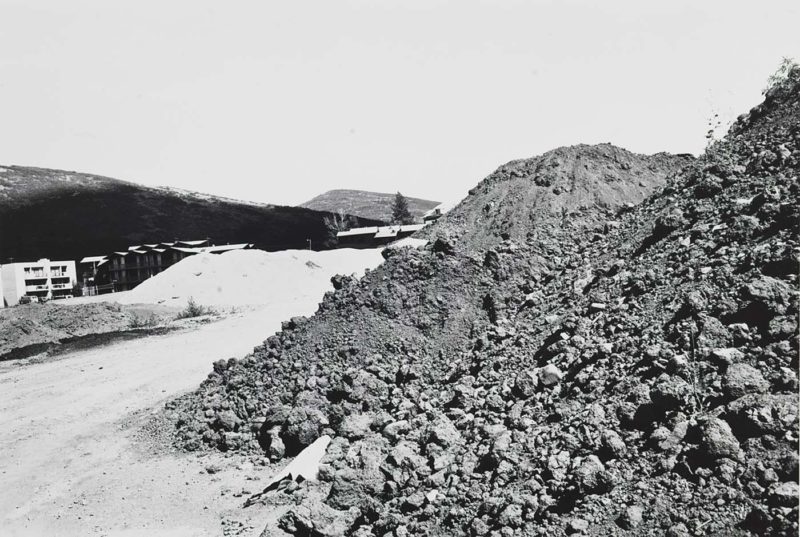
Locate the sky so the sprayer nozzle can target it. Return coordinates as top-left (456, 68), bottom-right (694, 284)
top-left (0, 1), bottom-right (798, 206)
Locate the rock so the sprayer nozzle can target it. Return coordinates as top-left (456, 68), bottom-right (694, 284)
top-left (401, 491), bottom-right (426, 512)
top-left (497, 503), bottom-right (523, 527)
top-left (665, 523), bottom-right (691, 537)
top-left (768, 482), bottom-right (799, 507)
top-left (653, 208), bottom-right (686, 235)
top-left (279, 502), bottom-right (353, 536)
top-left (572, 455), bottom-right (605, 493)
top-left (588, 302), bottom-right (607, 313)
top-left (710, 347), bottom-right (745, 365)
top-left (382, 420), bottom-right (411, 442)
top-left (539, 364), bottom-right (563, 386)
top-left (268, 433), bottom-right (286, 461)
top-left (339, 413), bottom-right (372, 440)
top-left (471, 517), bottom-right (490, 536)
top-left (425, 415), bottom-right (461, 448)
top-left (600, 430), bottom-right (626, 459)
top-left (741, 275), bottom-right (794, 314)
top-left (701, 418), bottom-right (741, 460)
top-left (567, 518), bottom-right (589, 534)
top-left (513, 370), bottom-right (538, 398)
top-left (650, 374), bottom-right (691, 411)
top-left (216, 410), bottom-right (240, 431)
top-left (723, 363), bottom-right (769, 398)
top-left (726, 394), bottom-right (799, 437)
top-left (284, 403), bottom-right (330, 453)
top-left (327, 468), bottom-right (381, 511)
top-left (432, 237), bottom-right (456, 255)
top-left (617, 505), bottom-right (644, 529)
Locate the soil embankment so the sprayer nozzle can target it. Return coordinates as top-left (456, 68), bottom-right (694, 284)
top-left (173, 72), bottom-right (799, 535)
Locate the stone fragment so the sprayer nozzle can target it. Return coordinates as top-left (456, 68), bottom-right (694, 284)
top-left (723, 363), bottom-right (769, 398)
top-left (618, 505), bottom-right (644, 529)
top-left (539, 364), bottom-right (563, 386)
top-left (600, 430), bottom-right (626, 459)
top-left (701, 418), bottom-right (740, 459)
top-left (768, 482), bottom-right (799, 507)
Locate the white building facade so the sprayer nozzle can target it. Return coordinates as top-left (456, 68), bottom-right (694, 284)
top-left (1, 259), bottom-right (77, 307)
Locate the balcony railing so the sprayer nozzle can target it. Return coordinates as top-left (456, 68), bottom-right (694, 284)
top-left (25, 284), bottom-right (49, 292)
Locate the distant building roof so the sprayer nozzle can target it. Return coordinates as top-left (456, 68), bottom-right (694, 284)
top-left (374, 227), bottom-right (399, 239)
top-left (80, 255), bottom-right (107, 264)
top-left (337, 226), bottom-right (380, 238)
top-left (338, 223), bottom-right (426, 240)
top-left (200, 243), bottom-right (254, 253)
top-left (422, 200), bottom-right (459, 220)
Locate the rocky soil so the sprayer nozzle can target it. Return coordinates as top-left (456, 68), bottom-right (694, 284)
top-left (0, 301), bottom-right (184, 360)
top-left (171, 70), bottom-right (799, 536)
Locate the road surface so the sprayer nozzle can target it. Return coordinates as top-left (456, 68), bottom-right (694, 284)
top-left (0, 308), bottom-right (292, 536)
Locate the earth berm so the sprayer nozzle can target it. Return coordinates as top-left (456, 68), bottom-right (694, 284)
top-left (170, 69), bottom-right (799, 536)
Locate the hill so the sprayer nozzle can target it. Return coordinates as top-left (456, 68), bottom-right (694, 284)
top-left (172, 71), bottom-right (798, 535)
top-left (0, 167), bottom-right (382, 263)
top-left (299, 189), bottom-right (439, 223)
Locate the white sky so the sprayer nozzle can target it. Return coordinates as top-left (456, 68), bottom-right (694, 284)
top-left (0, 1), bottom-right (798, 206)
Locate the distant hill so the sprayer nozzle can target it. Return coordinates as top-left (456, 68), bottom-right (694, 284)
top-left (0, 166), bottom-right (381, 263)
top-left (299, 189), bottom-right (439, 223)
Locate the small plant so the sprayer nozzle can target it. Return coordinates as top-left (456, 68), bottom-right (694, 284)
top-left (176, 297), bottom-right (216, 319)
top-left (762, 57), bottom-right (799, 95)
top-left (686, 326), bottom-right (708, 413)
top-left (129, 312), bottom-right (160, 328)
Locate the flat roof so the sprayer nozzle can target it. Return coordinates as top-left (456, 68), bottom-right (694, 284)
top-left (337, 226), bottom-right (379, 237)
top-left (80, 255), bottom-right (107, 263)
top-left (375, 228), bottom-right (399, 239)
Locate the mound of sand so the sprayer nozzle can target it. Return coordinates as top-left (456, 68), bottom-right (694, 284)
top-left (120, 248), bottom-right (385, 308)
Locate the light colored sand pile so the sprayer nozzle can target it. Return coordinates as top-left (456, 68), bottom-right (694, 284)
top-left (119, 248), bottom-right (385, 308)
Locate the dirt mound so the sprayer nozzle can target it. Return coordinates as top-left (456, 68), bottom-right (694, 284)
top-left (0, 302), bottom-right (132, 359)
top-left (120, 248), bottom-right (385, 308)
top-left (422, 143), bottom-right (692, 253)
top-left (171, 70), bottom-right (799, 536)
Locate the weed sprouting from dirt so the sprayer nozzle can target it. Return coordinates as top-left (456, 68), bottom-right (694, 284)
top-left (176, 297), bottom-right (216, 319)
top-left (128, 312), bottom-right (160, 329)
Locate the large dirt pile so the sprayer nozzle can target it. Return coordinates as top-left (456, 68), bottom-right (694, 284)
top-left (171, 71), bottom-right (799, 536)
top-left (121, 248), bottom-right (385, 308)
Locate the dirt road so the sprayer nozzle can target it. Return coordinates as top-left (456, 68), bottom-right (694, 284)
top-left (0, 308), bottom-right (293, 536)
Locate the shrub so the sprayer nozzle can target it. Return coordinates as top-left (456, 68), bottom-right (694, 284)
top-left (176, 297), bottom-right (216, 319)
top-left (129, 312), bottom-right (160, 328)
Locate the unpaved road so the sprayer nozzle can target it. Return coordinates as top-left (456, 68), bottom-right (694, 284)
top-left (0, 308), bottom-right (294, 536)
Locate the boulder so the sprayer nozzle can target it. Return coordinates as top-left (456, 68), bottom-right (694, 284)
top-left (539, 364), bottom-right (563, 386)
top-left (726, 394), bottom-right (799, 437)
top-left (701, 418), bottom-right (741, 460)
top-left (650, 374), bottom-right (691, 411)
top-left (723, 363), bottom-right (769, 398)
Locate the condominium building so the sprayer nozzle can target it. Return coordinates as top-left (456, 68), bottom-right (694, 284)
top-left (88, 239), bottom-right (254, 293)
top-left (0, 259), bottom-right (77, 307)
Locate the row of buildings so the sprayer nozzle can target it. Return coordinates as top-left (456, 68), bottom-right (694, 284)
top-left (1, 239), bottom-right (252, 307)
top-left (335, 201), bottom-right (454, 247)
top-left (81, 240), bottom-right (253, 294)
top-left (2, 202), bottom-right (456, 307)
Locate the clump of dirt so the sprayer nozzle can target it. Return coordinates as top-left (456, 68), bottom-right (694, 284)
top-left (171, 69), bottom-right (799, 536)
